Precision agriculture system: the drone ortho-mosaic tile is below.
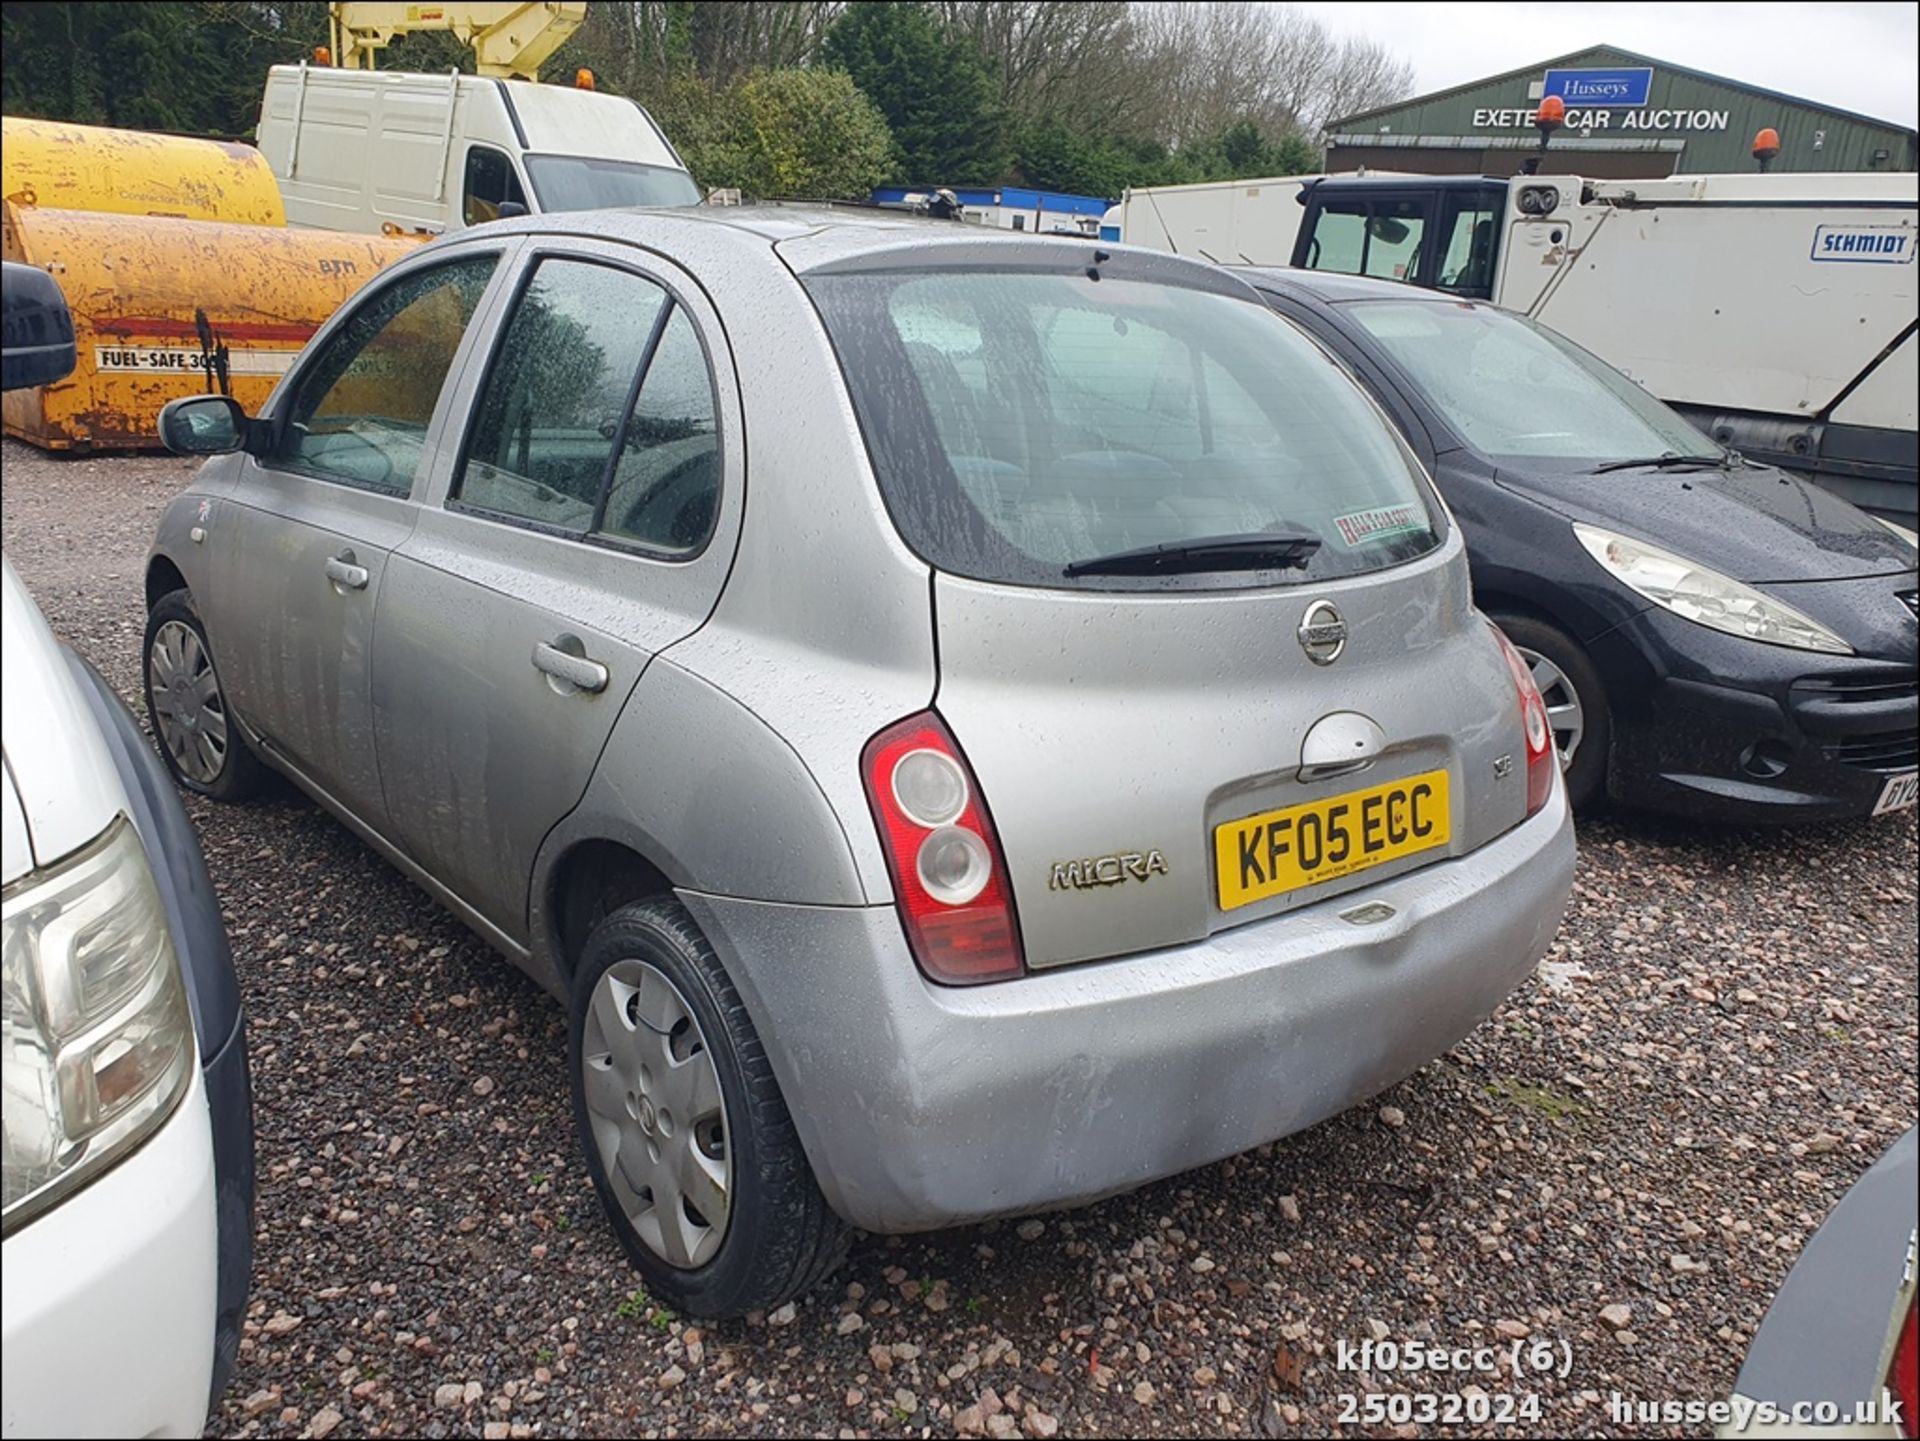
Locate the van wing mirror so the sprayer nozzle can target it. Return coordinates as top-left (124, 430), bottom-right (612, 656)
top-left (1, 262), bottom-right (77, 392)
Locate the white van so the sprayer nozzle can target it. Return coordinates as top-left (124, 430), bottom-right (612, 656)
top-left (257, 63), bottom-right (699, 236)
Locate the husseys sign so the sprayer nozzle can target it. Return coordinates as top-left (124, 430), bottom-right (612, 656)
top-left (1473, 66), bottom-right (1730, 134)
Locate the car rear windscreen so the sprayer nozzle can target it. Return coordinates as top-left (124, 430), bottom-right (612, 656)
top-left (806, 267), bottom-right (1443, 590)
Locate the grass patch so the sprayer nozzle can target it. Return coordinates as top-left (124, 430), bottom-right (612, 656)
top-left (1486, 1076), bottom-right (1586, 1120)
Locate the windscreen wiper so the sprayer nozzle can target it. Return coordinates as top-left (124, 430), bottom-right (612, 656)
top-left (1063, 531), bottom-right (1323, 578)
top-left (1588, 453), bottom-right (1724, 475)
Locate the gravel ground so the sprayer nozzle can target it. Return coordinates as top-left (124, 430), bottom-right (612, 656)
top-left (4, 438), bottom-right (1916, 1441)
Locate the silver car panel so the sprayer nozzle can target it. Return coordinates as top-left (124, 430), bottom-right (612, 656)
top-left (640, 225), bottom-right (939, 907)
top-left (934, 535), bottom-right (1524, 968)
top-left (681, 780), bottom-right (1572, 1233)
top-left (213, 476), bottom-right (413, 829)
top-left (372, 239), bottom-right (745, 939)
top-left (526, 653), bottom-right (872, 987)
top-left (197, 240), bottom-right (523, 835)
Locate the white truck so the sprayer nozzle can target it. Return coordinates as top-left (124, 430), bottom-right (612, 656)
top-left (257, 63), bottom-right (698, 236)
top-left (1272, 170), bottom-right (1918, 519)
top-left (1113, 171), bottom-right (1419, 264)
top-left (1113, 174), bottom-right (1321, 265)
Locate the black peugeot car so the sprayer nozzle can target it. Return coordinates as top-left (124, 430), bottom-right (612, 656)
top-left (1241, 268), bottom-right (1918, 824)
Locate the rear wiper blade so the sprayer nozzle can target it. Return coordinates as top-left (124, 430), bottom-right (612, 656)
top-left (1063, 531), bottom-right (1323, 578)
top-left (1588, 453), bottom-right (1722, 475)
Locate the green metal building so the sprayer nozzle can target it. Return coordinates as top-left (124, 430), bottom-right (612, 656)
top-left (1326, 45), bottom-right (1917, 179)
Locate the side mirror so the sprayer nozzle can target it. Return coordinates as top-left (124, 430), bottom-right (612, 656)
top-left (1, 261), bottom-right (77, 392)
top-left (496, 199), bottom-right (529, 220)
top-left (158, 395), bottom-right (248, 455)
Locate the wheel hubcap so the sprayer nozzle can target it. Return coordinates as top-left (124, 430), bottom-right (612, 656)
top-left (582, 959), bottom-right (731, 1269)
top-left (147, 620), bottom-right (229, 784)
top-left (1516, 644), bottom-right (1584, 770)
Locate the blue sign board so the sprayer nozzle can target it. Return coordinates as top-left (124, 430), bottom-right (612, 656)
top-left (1541, 67), bottom-right (1654, 108)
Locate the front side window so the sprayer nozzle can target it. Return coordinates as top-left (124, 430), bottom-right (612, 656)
top-left (278, 255), bottom-right (498, 493)
top-left (454, 256), bottom-right (720, 555)
top-left (463, 145), bottom-right (528, 227)
top-left (808, 268), bottom-right (1442, 591)
top-left (1346, 299), bottom-right (1723, 467)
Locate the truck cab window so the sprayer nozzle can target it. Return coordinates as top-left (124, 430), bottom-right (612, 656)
top-left (1304, 198), bottom-right (1429, 284)
top-left (464, 146), bottom-right (528, 226)
top-left (1437, 193), bottom-right (1502, 297)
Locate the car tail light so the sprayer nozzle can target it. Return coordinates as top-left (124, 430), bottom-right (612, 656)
top-left (1490, 622), bottom-right (1556, 817)
top-left (862, 712), bottom-right (1024, 985)
top-left (1893, 1296), bottom-right (1918, 1439)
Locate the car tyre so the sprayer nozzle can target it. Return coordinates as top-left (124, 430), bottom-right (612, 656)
top-left (1491, 611), bottom-right (1610, 813)
top-left (569, 897), bottom-right (848, 1318)
top-left (143, 589), bottom-right (273, 801)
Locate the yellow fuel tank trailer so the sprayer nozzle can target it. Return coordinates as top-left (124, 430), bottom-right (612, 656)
top-left (2, 116), bottom-right (288, 226)
top-left (2, 202), bottom-right (418, 451)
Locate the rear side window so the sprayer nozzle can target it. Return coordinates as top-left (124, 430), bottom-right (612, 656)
top-left (602, 309), bottom-right (720, 551)
top-left (807, 268), bottom-right (1441, 590)
top-left (452, 256), bottom-right (720, 556)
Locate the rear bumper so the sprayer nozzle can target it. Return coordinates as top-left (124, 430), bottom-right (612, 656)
top-left (683, 783), bottom-right (1573, 1233)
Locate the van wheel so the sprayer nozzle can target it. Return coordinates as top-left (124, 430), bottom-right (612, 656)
top-left (143, 590), bottom-right (272, 801)
top-left (1491, 612), bottom-right (1609, 813)
top-left (568, 898), bottom-right (848, 1318)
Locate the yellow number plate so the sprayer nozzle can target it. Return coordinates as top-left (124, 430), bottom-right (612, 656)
top-left (1214, 768), bottom-right (1451, 912)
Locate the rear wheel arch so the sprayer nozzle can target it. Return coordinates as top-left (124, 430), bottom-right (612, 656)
top-left (542, 836), bottom-right (678, 989)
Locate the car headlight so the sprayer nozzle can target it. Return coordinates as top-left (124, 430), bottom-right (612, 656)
top-left (1872, 513), bottom-right (1918, 552)
top-left (3, 817), bottom-right (194, 1234)
top-left (1573, 523), bottom-right (1853, 655)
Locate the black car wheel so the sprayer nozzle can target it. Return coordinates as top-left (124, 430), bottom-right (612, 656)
top-left (143, 590), bottom-right (273, 801)
top-left (1492, 611), bottom-right (1610, 813)
top-left (569, 897), bottom-right (848, 1317)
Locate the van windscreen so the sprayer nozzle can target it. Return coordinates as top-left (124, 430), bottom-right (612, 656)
top-left (522, 155), bottom-right (700, 211)
top-left (806, 268), bottom-right (1443, 591)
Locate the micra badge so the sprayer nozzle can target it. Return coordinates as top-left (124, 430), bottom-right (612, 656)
top-left (1049, 850), bottom-right (1169, 891)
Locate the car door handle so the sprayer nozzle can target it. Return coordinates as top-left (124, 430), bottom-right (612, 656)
top-left (323, 555), bottom-right (369, 591)
top-left (532, 640), bottom-right (609, 694)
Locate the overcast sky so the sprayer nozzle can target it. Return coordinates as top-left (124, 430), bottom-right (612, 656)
top-left (1293, 1), bottom-right (1919, 129)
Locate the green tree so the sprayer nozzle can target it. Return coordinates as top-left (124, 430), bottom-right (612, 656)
top-left (658, 69), bottom-right (895, 200)
top-left (737, 68), bottom-right (895, 198)
top-left (823, 1), bottom-right (1009, 185)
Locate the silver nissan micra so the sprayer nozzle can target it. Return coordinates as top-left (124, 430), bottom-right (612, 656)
top-left (146, 208), bottom-right (1575, 1316)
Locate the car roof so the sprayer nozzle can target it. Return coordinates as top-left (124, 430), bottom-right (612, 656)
top-left (1229, 266), bottom-right (1441, 306)
top-left (466, 202), bottom-right (1250, 292)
